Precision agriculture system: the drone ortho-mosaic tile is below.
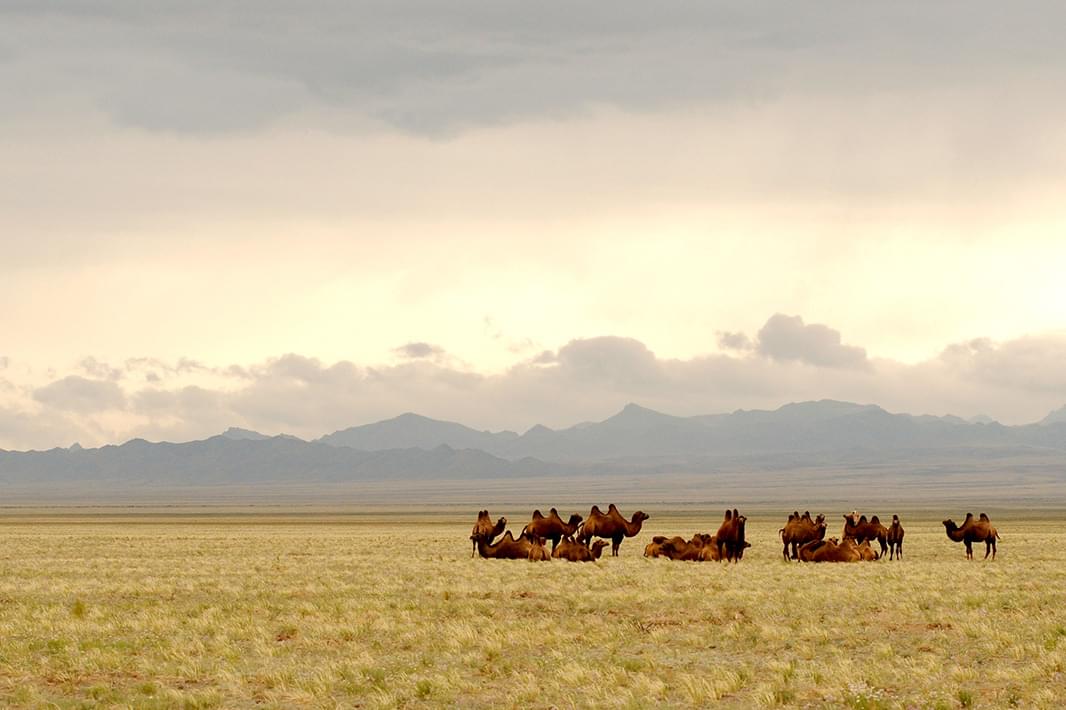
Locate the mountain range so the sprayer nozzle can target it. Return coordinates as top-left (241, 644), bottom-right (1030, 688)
top-left (1, 400), bottom-right (1064, 498)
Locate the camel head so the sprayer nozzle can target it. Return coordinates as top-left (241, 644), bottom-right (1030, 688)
top-left (942, 519), bottom-right (957, 532)
top-left (632, 511), bottom-right (650, 524)
top-left (590, 540), bottom-right (609, 559)
top-left (815, 514), bottom-right (826, 525)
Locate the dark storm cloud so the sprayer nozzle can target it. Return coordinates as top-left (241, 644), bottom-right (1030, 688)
top-left (3, 2), bottom-right (1065, 134)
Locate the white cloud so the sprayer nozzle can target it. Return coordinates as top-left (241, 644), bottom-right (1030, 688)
top-left (3, 315), bottom-right (1066, 450)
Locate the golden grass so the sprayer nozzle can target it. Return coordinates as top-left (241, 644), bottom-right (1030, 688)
top-left (0, 510), bottom-right (1063, 708)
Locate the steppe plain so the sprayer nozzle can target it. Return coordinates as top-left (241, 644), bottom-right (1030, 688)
top-left (0, 507), bottom-right (1063, 708)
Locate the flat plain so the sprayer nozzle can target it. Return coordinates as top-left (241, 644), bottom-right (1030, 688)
top-left (0, 507), bottom-right (1064, 709)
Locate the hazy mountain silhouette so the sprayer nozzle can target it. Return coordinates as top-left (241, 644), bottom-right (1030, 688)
top-left (2, 400), bottom-right (1064, 498)
top-left (318, 412), bottom-right (517, 451)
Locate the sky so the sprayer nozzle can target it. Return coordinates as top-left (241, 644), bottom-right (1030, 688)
top-left (3, 2), bottom-right (1066, 449)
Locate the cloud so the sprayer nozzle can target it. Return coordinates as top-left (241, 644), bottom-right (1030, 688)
top-left (392, 342), bottom-right (445, 360)
top-left (755, 314), bottom-right (868, 369)
top-left (3, 3), bottom-right (1066, 135)
top-left (32, 376), bottom-right (126, 414)
top-left (717, 331), bottom-right (753, 352)
top-left (4, 316), bottom-right (1066, 450)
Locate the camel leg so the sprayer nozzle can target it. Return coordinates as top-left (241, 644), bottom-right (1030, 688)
top-left (550, 536), bottom-right (559, 553)
top-left (898, 542), bottom-right (903, 560)
top-left (991, 538), bottom-right (996, 560)
top-left (472, 540), bottom-right (476, 558)
top-left (965, 540), bottom-right (973, 560)
top-left (878, 537), bottom-right (887, 560)
top-left (612, 534), bottom-right (622, 557)
top-left (782, 541), bottom-right (790, 561)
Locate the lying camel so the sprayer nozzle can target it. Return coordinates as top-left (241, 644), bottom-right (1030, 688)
top-left (809, 537), bottom-right (861, 563)
top-left (658, 533), bottom-right (714, 561)
top-left (715, 509), bottom-right (748, 562)
top-left (856, 540), bottom-right (879, 561)
top-left (578, 504), bottom-right (649, 556)
top-left (780, 511), bottom-right (827, 561)
top-left (553, 538), bottom-right (609, 562)
top-left (470, 510), bottom-right (507, 557)
top-left (521, 508), bottom-right (583, 552)
top-left (527, 536), bottom-right (551, 562)
top-left (797, 538), bottom-right (831, 562)
top-left (943, 513), bottom-right (1000, 560)
top-left (842, 513), bottom-right (888, 558)
top-left (886, 515), bottom-right (905, 561)
top-left (475, 530), bottom-right (533, 560)
top-left (644, 536), bottom-right (669, 558)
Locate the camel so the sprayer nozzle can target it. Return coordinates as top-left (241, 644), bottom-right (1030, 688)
top-left (521, 508), bottom-right (583, 552)
top-left (715, 508), bottom-right (748, 562)
top-left (475, 530), bottom-right (533, 560)
top-left (577, 504), bottom-right (649, 556)
top-left (470, 510), bottom-right (507, 557)
top-left (797, 538), bottom-right (831, 562)
top-left (809, 537), bottom-right (861, 563)
top-left (842, 513), bottom-right (888, 558)
top-left (658, 533), bottom-right (714, 561)
top-left (780, 511), bottom-right (827, 561)
top-left (527, 536), bottom-right (551, 562)
top-left (856, 540), bottom-right (879, 561)
top-left (553, 538), bottom-right (609, 562)
top-left (644, 536), bottom-right (670, 558)
top-left (943, 513), bottom-right (1000, 560)
top-left (886, 515), bottom-right (905, 560)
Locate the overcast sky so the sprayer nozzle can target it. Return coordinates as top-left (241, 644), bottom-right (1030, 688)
top-left (3, 2), bottom-right (1066, 449)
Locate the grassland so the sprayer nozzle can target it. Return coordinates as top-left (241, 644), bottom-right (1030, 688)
top-left (0, 508), bottom-right (1064, 708)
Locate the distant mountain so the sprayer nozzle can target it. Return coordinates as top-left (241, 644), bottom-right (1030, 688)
top-left (318, 412), bottom-right (517, 451)
top-left (220, 427), bottom-right (272, 441)
top-left (3, 399), bottom-right (1065, 500)
top-left (0, 435), bottom-right (556, 486)
top-left (1041, 405), bottom-right (1066, 426)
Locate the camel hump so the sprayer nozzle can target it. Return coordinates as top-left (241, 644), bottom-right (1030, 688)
top-left (979, 513), bottom-right (990, 521)
top-left (870, 515), bottom-right (881, 525)
top-left (590, 505), bottom-right (602, 515)
top-left (964, 512), bottom-right (974, 520)
top-left (652, 536), bottom-right (667, 543)
top-left (724, 509), bottom-right (732, 520)
top-left (732, 508), bottom-right (740, 518)
top-left (549, 507), bottom-right (559, 515)
top-left (531, 509), bottom-right (544, 519)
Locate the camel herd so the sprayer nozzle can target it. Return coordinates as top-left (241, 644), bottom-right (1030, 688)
top-left (471, 507), bottom-right (1003, 562)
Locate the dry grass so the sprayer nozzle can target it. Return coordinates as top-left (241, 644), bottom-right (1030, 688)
top-left (0, 509), bottom-right (1064, 708)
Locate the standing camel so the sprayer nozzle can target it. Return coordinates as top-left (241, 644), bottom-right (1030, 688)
top-left (943, 513), bottom-right (999, 560)
top-left (520, 508), bottom-right (583, 552)
top-left (715, 508), bottom-right (748, 562)
top-left (886, 515), bottom-right (905, 560)
top-left (780, 511), bottom-right (827, 561)
top-left (577, 504), bottom-right (649, 556)
top-left (842, 513), bottom-right (888, 559)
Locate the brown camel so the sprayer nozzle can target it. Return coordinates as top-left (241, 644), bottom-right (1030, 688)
top-left (842, 513), bottom-right (888, 558)
top-left (470, 510), bottom-right (507, 557)
top-left (856, 540), bottom-right (879, 561)
top-left (886, 515), bottom-right (905, 560)
top-left (527, 536), bottom-right (551, 562)
top-left (521, 508), bottom-right (583, 552)
top-left (658, 533), bottom-right (715, 561)
top-left (475, 530), bottom-right (533, 559)
top-left (780, 511), bottom-right (827, 561)
top-left (553, 538), bottom-right (609, 562)
top-left (578, 504), bottom-right (649, 556)
top-left (809, 537), bottom-right (861, 563)
top-left (644, 536), bottom-right (670, 558)
top-left (699, 536), bottom-right (722, 561)
top-left (797, 538), bottom-right (831, 562)
top-left (715, 508), bottom-right (748, 562)
top-left (943, 513), bottom-right (999, 560)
